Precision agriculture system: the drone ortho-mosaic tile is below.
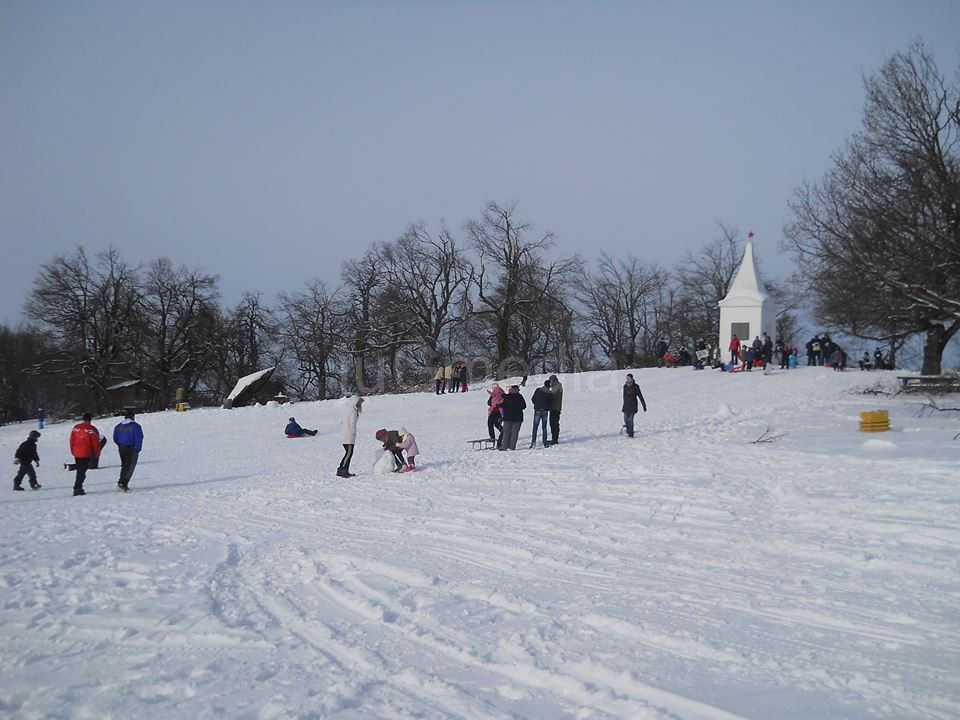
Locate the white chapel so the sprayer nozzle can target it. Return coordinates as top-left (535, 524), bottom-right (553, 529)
top-left (718, 240), bottom-right (777, 355)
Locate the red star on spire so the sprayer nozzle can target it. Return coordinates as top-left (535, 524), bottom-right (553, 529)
top-left (747, 231), bottom-right (754, 238)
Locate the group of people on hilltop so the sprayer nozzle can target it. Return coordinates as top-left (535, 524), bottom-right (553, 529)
top-left (12, 410), bottom-right (144, 495)
top-left (485, 374), bottom-right (564, 450)
top-left (858, 347), bottom-right (887, 371)
top-left (728, 333), bottom-right (778, 371)
top-left (433, 361), bottom-right (468, 394)
top-left (804, 334), bottom-right (854, 370)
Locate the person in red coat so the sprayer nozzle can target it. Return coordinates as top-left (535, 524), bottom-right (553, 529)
top-left (69, 413), bottom-right (101, 496)
top-left (729, 334), bottom-right (741, 364)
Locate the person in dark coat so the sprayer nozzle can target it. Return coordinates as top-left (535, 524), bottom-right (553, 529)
top-left (656, 340), bottom-right (669, 367)
top-left (762, 335), bottom-right (774, 366)
top-left (375, 428), bottom-right (406, 471)
top-left (547, 374), bottom-right (563, 445)
top-left (499, 386), bottom-right (526, 451)
top-left (458, 362), bottom-right (468, 392)
top-left (285, 417), bottom-right (318, 437)
top-left (13, 430), bottom-right (42, 491)
top-left (113, 410), bottom-right (144, 492)
top-left (621, 374), bottom-right (647, 438)
top-left (874, 347), bottom-right (885, 370)
top-left (529, 379), bottom-right (552, 448)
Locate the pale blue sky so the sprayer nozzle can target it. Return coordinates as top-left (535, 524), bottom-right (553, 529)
top-left (2, 1), bottom-right (958, 325)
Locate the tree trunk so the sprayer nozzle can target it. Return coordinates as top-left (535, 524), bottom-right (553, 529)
top-left (921, 322), bottom-right (960, 376)
top-left (495, 320), bottom-right (510, 380)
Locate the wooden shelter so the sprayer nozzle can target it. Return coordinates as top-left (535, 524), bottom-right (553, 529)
top-left (105, 379), bottom-right (162, 414)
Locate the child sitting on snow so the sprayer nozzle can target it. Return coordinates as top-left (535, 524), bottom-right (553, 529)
top-left (397, 427), bottom-right (419, 472)
top-left (285, 417), bottom-right (318, 437)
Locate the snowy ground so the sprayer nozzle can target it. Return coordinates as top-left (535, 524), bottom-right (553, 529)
top-left (2, 366), bottom-right (959, 720)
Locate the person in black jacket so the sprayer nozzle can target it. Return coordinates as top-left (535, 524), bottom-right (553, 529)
top-left (13, 430), bottom-right (42, 491)
top-left (547, 374), bottom-right (563, 445)
top-left (499, 385), bottom-right (526, 451)
top-left (529, 379), bottom-right (552, 448)
top-left (621, 374), bottom-right (647, 438)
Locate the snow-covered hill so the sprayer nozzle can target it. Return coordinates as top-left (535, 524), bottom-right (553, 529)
top-left (2, 367), bottom-right (958, 719)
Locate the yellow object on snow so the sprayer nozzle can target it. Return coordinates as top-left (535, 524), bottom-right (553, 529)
top-left (859, 409), bottom-right (890, 432)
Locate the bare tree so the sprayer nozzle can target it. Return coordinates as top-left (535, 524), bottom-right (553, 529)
top-left (276, 280), bottom-right (343, 400)
top-left (672, 222), bottom-right (744, 349)
top-left (379, 222), bottom-right (469, 379)
top-left (340, 248), bottom-right (410, 393)
top-left (574, 253), bottom-right (669, 368)
top-left (466, 201), bottom-right (576, 379)
top-left (785, 42), bottom-right (960, 374)
top-left (27, 246), bottom-right (142, 411)
top-left (141, 258), bottom-right (220, 402)
top-left (200, 293), bottom-right (281, 400)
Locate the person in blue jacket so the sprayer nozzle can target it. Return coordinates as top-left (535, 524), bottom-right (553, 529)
top-left (113, 410), bottom-right (144, 492)
top-left (285, 417), bottom-right (318, 437)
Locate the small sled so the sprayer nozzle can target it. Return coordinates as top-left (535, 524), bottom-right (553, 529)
top-left (467, 437), bottom-right (497, 450)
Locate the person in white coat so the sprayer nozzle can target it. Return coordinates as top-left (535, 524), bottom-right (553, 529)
top-left (337, 396), bottom-right (364, 477)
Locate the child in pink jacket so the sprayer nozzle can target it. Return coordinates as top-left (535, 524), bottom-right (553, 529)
top-left (397, 427), bottom-right (419, 472)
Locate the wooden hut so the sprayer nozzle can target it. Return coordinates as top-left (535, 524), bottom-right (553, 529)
top-left (105, 379), bottom-right (162, 415)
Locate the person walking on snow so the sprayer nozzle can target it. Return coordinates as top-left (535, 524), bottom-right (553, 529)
top-left (13, 430), bottom-right (42, 491)
top-left (285, 417), bottom-right (318, 437)
top-left (113, 410), bottom-right (143, 492)
top-left (64, 434), bottom-right (107, 472)
top-left (530, 379), bottom-right (552, 448)
top-left (458, 362), bottom-right (468, 392)
top-left (397, 427), bottom-right (419, 472)
top-left (486, 384), bottom-right (504, 447)
top-left (337, 396), bottom-right (363, 477)
top-left (445, 364), bottom-right (457, 394)
top-left (621, 373), bottom-right (647, 438)
top-left (69, 413), bottom-right (101, 496)
top-left (434, 363), bottom-right (446, 394)
top-left (37, 407), bottom-right (45, 430)
top-left (548, 374), bottom-right (562, 445)
top-left (499, 385), bottom-right (526, 451)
